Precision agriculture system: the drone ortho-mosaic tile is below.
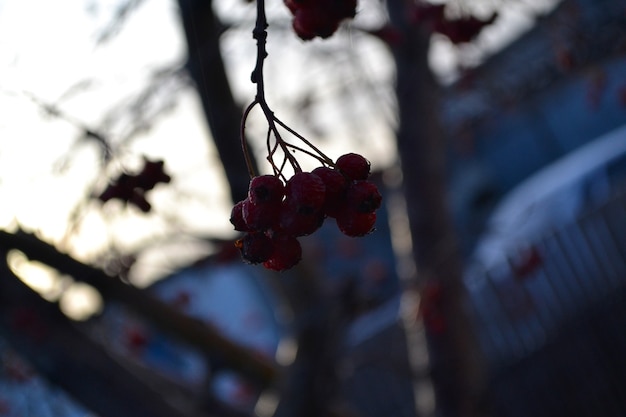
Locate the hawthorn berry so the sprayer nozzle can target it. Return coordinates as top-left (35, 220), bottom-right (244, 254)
top-left (242, 198), bottom-right (280, 231)
top-left (230, 200), bottom-right (250, 232)
top-left (136, 159), bottom-right (171, 191)
top-left (336, 153), bottom-right (371, 181)
top-left (285, 0), bottom-right (357, 41)
top-left (236, 232), bottom-right (274, 264)
top-left (312, 166), bottom-right (349, 217)
top-left (97, 159), bottom-right (171, 213)
top-left (98, 173), bottom-right (138, 203)
top-left (345, 180), bottom-right (382, 213)
top-left (293, 8), bottom-right (340, 40)
top-left (231, 157), bottom-right (382, 269)
top-left (263, 234), bottom-right (302, 271)
top-left (336, 210), bottom-right (376, 237)
top-left (278, 199), bottom-right (326, 237)
top-left (128, 191), bottom-right (152, 213)
top-left (285, 172), bottom-right (326, 211)
top-left (248, 175), bottom-right (285, 205)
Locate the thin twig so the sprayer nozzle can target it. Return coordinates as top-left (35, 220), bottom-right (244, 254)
top-left (239, 0), bottom-right (334, 180)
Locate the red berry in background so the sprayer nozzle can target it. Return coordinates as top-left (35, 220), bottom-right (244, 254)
top-left (336, 210), bottom-right (376, 237)
top-left (336, 153), bottom-right (371, 180)
top-left (98, 173), bottom-right (138, 203)
top-left (230, 200), bottom-right (250, 232)
top-left (236, 232), bottom-right (274, 264)
top-left (263, 234), bottom-right (302, 271)
top-left (346, 180), bottom-right (382, 213)
top-left (125, 326), bottom-right (150, 352)
top-left (293, 8), bottom-right (339, 40)
top-left (279, 199), bottom-right (325, 236)
top-left (128, 191), bottom-right (152, 213)
top-left (285, 172), bottom-right (326, 211)
top-left (136, 159), bottom-right (171, 191)
top-left (333, 0), bottom-right (357, 20)
top-left (242, 198), bottom-right (280, 231)
top-left (434, 13), bottom-right (498, 44)
top-left (248, 175), bottom-right (285, 205)
top-left (286, 0), bottom-right (357, 41)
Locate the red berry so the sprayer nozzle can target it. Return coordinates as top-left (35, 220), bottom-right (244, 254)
top-left (248, 175), bottom-right (285, 205)
top-left (312, 166), bottom-right (349, 217)
top-left (230, 200), bottom-right (250, 232)
top-left (242, 198), bottom-right (280, 231)
top-left (278, 199), bottom-right (325, 237)
top-left (236, 232), bottom-right (274, 264)
top-left (336, 210), bottom-right (376, 237)
top-left (333, 0), bottom-right (357, 20)
top-left (284, 0), bottom-right (311, 14)
top-left (293, 7), bottom-right (339, 40)
top-left (128, 191), bottom-right (152, 212)
top-left (346, 180), bottom-right (382, 213)
top-left (136, 159), bottom-right (171, 191)
top-left (336, 153), bottom-right (371, 180)
top-left (285, 172), bottom-right (326, 211)
top-left (312, 166), bottom-right (348, 198)
top-left (263, 234), bottom-right (302, 271)
top-left (126, 327), bottom-right (149, 351)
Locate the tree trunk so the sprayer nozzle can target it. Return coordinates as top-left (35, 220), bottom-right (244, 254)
top-left (176, 0), bottom-right (257, 203)
top-left (387, 2), bottom-right (489, 416)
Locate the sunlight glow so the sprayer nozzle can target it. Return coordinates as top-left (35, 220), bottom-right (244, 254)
top-left (7, 250), bottom-right (68, 302)
top-left (7, 249), bottom-right (103, 320)
top-left (59, 282), bottom-right (104, 321)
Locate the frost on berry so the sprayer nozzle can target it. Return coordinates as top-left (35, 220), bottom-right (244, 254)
top-left (312, 166), bottom-right (349, 217)
top-left (236, 232), bottom-right (274, 264)
top-left (242, 198), bottom-right (280, 231)
top-left (336, 153), bottom-right (371, 181)
top-left (336, 210), bottom-right (377, 237)
top-left (285, 172), bottom-right (326, 211)
top-left (230, 200), bottom-right (251, 232)
top-left (312, 167), bottom-right (348, 195)
top-left (248, 175), bottom-right (285, 205)
top-left (263, 234), bottom-right (302, 271)
top-left (279, 199), bottom-right (325, 237)
top-left (346, 180), bottom-right (382, 213)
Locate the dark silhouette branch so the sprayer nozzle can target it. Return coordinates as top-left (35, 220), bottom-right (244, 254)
top-left (0, 230), bottom-right (278, 388)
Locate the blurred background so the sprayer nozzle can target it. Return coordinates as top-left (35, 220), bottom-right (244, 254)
top-left (0, 0), bottom-right (625, 416)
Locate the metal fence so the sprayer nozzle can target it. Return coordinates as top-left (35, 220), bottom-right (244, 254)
top-left (465, 188), bottom-right (626, 416)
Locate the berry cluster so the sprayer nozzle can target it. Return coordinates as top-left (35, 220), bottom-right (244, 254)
top-left (98, 158), bottom-right (171, 212)
top-left (231, 153), bottom-right (381, 271)
top-left (284, 0), bottom-right (357, 41)
top-left (411, 2), bottom-right (497, 44)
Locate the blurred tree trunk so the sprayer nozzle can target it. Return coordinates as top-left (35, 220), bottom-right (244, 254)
top-left (177, 0), bottom-right (257, 204)
top-left (386, 2), bottom-right (489, 416)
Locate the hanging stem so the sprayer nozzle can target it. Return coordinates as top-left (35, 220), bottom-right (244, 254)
top-left (240, 100), bottom-right (259, 178)
top-left (239, 0), bottom-right (334, 179)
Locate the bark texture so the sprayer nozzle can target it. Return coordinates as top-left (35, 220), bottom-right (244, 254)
top-left (387, 1), bottom-right (489, 415)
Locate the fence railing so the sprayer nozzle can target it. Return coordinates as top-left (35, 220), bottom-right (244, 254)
top-left (464, 188), bottom-right (626, 416)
